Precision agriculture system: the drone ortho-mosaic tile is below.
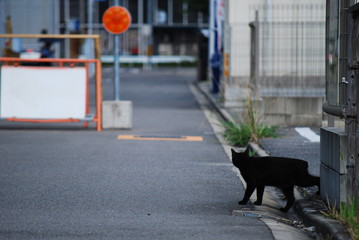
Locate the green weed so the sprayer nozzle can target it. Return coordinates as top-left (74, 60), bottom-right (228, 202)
top-left (323, 198), bottom-right (359, 240)
top-left (339, 199), bottom-right (359, 239)
top-left (222, 97), bottom-right (278, 147)
top-left (222, 121), bottom-right (251, 147)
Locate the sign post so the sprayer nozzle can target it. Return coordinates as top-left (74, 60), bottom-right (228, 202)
top-left (102, 4), bottom-right (131, 100)
top-left (102, 4), bottom-right (133, 129)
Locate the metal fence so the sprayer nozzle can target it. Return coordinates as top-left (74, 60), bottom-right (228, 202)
top-left (250, 3), bottom-right (326, 97)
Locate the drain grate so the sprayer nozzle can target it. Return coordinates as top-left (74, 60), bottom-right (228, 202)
top-left (117, 135), bottom-right (203, 142)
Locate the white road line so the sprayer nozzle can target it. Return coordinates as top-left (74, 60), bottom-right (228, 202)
top-left (295, 127), bottom-right (320, 142)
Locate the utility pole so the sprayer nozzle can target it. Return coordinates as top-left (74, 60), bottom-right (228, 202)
top-left (347, 0), bottom-right (359, 200)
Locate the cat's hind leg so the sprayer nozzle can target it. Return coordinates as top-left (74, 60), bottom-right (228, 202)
top-left (238, 184), bottom-right (255, 205)
top-left (254, 185), bottom-right (264, 205)
top-left (279, 185), bottom-right (295, 212)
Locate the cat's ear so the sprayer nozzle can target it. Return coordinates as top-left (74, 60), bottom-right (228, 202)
top-left (231, 148), bottom-right (237, 155)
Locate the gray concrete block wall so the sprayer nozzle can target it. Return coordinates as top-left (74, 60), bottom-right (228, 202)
top-left (320, 164), bottom-right (347, 205)
top-left (320, 127), bottom-right (348, 206)
top-left (220, 79), bottom-right (324, 126)
top-left (320, 128), bottom-right (347, 173)
top-left (256, 96), bottom-right (324, 126)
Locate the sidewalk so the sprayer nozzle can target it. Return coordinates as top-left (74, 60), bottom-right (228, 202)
top-left (197, 81), bottom-right (353, 240)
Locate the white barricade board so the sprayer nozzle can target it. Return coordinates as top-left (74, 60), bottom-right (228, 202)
top-left (0, 66), bottom-right (86, 119)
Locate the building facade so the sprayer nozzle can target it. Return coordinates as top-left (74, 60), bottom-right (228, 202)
top-left (1, 0), bottom-right (209, 58)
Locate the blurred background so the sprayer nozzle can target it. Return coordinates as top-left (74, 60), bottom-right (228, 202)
top-left (0, 0), bottom-right (327, 127)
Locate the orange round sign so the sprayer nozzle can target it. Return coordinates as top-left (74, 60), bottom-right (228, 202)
top-left (102, 6), bottom-right (131, 34)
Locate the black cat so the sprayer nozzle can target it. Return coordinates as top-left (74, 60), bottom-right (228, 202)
top-left (231, 147), bottom-right (320, 212)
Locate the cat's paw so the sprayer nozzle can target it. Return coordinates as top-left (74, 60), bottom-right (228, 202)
top-left (253, 201), bottom-right (262, 205)
top-left (238, 200), bottom-right (247, 205)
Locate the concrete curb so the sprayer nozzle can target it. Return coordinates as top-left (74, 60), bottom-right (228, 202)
top-left (195, 82), bottom-right (353, 240)
top-left (255, 143), bottom-right (353, 240)
top-left (294, 200), bottom-right (352, 240)
top-left (194, 82), bottom-right (236, 123)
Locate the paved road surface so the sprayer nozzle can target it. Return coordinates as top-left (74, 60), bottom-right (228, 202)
top-left (260, 127), bottom-right (320, 176)
top-left (0, 68), bottom-right (274, 239)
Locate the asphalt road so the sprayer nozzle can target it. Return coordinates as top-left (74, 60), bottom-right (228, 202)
top-left (259, 127), bottom-right (320, 176)
top-left (0, 68), bottom-right (274, 239)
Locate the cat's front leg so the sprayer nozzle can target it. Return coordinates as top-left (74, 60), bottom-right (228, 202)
top-left (254, 185), bottom-right (264, 205)
top-left (238, 185), bottom-right (255, 205)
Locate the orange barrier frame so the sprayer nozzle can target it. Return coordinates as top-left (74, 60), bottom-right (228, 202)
top-left (0, 34), bottom-right (102, 58)
top-left (0, 57), bottom-right (103, 131)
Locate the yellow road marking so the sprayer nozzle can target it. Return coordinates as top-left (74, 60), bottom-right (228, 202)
top-left (117, 135), bottom-right (203, 142)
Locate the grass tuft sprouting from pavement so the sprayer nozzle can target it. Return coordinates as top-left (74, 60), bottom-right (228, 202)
top-left (323, 198), bottom-right (359, 240)
top-left (222, 97), bottom-right (278, 147)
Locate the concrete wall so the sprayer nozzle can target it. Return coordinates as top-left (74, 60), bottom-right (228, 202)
top-left (320, 127), bottom-right (348, 205)
top-left (222, 86), bottom-right (324, 126)
top-left (258, 96), bottom-right (324, 126)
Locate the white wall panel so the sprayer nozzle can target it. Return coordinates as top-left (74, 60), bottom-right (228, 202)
top-left (0, 66), bottom-right (86, 119)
